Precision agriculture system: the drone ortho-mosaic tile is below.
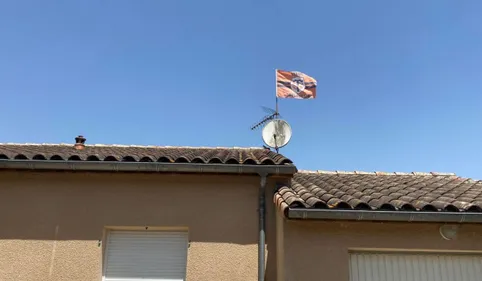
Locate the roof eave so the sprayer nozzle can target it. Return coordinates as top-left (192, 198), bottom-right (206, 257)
top-left (287, 208), bottom-right (482, 224)
top-left (0, 159), bottom-right (297, 176)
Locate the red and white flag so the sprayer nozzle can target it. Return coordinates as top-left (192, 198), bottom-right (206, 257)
top-left (276, 69), bottom-right (317, 99)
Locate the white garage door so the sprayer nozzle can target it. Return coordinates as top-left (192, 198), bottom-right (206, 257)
top-left (350, 252), bottom-right (482, 281)
top-left (103, 230), bottom-right (188, 281)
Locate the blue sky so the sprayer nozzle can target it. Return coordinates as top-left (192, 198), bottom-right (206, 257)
top-left (1, 1), bottom-right (481, 178)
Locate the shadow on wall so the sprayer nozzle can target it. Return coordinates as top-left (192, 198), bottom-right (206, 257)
top-left (0, 171), bottom-right (278, 245)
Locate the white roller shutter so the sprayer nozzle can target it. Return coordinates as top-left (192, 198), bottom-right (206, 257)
top-left (103, 230), bottom-right (188, 281)
top-left (349, 252), bottom-right (482, 281)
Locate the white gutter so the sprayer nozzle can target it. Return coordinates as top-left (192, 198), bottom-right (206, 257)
top-left (287, 209), bottom-right (482, 223)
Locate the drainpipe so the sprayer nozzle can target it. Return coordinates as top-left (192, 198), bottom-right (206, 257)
top-left (258, 173), bottom-right (267, 281)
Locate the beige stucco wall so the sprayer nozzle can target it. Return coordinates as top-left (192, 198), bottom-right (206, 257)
top-left (280, 218), bottom-right (482, 281)
top-left (0, 171), bottom-right (283, 281)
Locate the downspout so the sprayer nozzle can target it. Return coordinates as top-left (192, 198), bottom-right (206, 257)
top-left (258, 173), bottom-right (267, 281)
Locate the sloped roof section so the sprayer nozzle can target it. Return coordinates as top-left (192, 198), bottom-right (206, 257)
top-left (275, 171), bottom-right (482, 215)
top-left (0, 143), bottom-right (293, 165)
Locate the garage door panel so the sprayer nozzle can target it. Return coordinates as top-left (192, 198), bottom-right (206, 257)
top-left (350, 252), bottom-right (482, 281)
top-left (104, 231), bottom-right (188, 281)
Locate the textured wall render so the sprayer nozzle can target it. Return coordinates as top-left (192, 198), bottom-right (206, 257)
top-left (0, 171), bottom-right (280, 281)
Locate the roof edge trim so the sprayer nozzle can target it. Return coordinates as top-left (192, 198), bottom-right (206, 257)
top-left (0, 159), bottom-right (297, 176)
top-left (287, 209), bottom-right (482, 223)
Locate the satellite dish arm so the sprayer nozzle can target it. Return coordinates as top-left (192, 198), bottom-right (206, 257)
top-left (273, 134), bottom-right (279, 153)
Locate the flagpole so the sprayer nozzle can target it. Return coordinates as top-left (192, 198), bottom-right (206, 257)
top-left (275, 98), bottom-right (279, 116)
top-left (275, 69), bottom-right (279, 116)
top-left (274, 69), bottom-right (279, 154)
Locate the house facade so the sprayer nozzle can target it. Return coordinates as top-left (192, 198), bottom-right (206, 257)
top-left (275, 172), bottom-right (482, 281)
top-left (0, 137), bottom-right (481, 281)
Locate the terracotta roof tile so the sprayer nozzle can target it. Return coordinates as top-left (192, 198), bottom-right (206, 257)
top-left (0, 143), bottom-right (292, 166)
top-left (275, 171), bottom-right (482, 213)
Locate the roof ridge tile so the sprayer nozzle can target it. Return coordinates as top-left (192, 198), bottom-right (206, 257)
top-left (297, 170), bottom-right (319, 174)
top-left (317, 170), bottom-right (338, 174)
top-left (0, 143), bottom-right (292, 166)
top-left (0, 143), bottom-right (265, 150)
top-left (297, 170), bottom-right (459, 177)
top-left (374, 171), bottom-right (392, 175)
top-left (411, 172), bottom-right (432, 176)
top-left (429, 172), bottom-right (457, 176)
top-left (354, 171), bottom-right (374, 175)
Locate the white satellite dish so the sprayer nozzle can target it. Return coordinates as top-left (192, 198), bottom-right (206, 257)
top-left (262, 119), bottom-right (292, 150)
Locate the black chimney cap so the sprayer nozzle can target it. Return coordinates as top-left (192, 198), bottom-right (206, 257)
top-left (75, 135), bottom-right (86, 145)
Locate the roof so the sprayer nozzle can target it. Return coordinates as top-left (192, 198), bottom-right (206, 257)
top-left (275, 170), bottom-right (482, 216)
top-left (0, 143), bottom-right (293, 166)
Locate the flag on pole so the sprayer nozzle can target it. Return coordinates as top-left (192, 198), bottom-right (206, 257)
top-left (276, 69), bottom-right (317, 99)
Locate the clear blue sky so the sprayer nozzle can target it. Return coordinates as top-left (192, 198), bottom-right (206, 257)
top-left (1, 1), bottom-right (481, 178)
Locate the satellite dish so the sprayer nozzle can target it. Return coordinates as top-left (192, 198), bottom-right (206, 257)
top-left (439, 224), bottom-right (460, 241)
top-left (262, 119), bottom-right (292, 150)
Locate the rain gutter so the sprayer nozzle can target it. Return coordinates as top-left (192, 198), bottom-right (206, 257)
top-left (0, 159), bottom-right (297, 175)
top-left (287, 209), bottom-right (482, 223)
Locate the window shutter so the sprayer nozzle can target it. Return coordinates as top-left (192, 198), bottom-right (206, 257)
top-left (104, 230), bottom-right (188, 281)
top-left (349, 252), bottom-right (482, 281)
